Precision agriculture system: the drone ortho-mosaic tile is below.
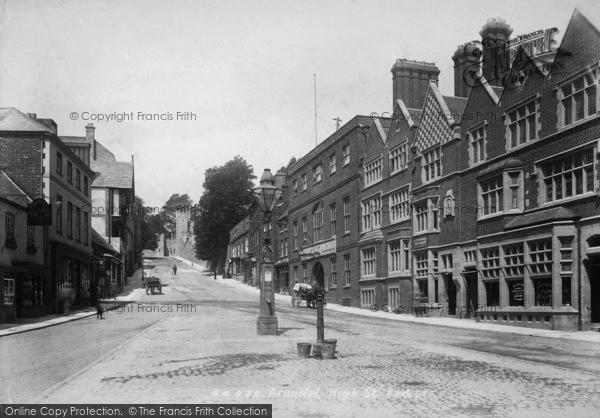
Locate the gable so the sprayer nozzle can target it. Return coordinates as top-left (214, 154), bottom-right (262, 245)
top-left (413, 84), bottom-right (455, 153)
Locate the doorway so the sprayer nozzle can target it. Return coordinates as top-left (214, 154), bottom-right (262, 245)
top-left (465, 272), bottom-right (478, 319)
top-left (312, 262), bottom-right (324, 288)
top-left (444, 274), bottom-right (457, 315)
top-left (589, 264), bottom-right (600, 323)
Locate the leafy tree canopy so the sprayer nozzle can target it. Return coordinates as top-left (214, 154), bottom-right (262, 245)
top-left (194, 156), bottom-right (256, 269)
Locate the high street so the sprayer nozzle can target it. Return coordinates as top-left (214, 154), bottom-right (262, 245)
top-left (1, 257), bottom-right (599, 417)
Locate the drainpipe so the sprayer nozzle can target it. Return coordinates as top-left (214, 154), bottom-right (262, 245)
top-left (577, 218), bottom-right (582, 331)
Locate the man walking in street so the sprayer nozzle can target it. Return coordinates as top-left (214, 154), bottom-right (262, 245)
top-left (172, 265), bottom-right (177, 275)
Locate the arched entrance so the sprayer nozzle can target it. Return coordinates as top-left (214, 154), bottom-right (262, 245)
top-left (312, 262), bottom-right (324, 289)
top-left (586, 235), bottom-right (600, 324)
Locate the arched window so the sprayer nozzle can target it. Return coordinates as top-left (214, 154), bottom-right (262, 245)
top-left (312, 203), bottom-right (323, 243)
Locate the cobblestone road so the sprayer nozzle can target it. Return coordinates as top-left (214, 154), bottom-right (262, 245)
top-left (36, 265), bottom-right (600, 418)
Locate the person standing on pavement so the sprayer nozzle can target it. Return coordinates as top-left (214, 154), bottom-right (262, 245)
top-left (172, 265), bottom-right (177, 275)
top-left (96, 303), bottom-right (104, 319)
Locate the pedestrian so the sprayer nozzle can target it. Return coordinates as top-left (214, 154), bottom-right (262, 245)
top-left (172, 265), bottom-right (177, 275)
top-left (214, 270), bottom-right (217, 281)
top-left (96, 303), bottom-right (104, 319)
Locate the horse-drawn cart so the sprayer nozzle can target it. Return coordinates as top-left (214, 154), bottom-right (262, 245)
top-left (291, 283), bottom-right (315, 308)
top-left (145, 277), bottom-right (162, 295)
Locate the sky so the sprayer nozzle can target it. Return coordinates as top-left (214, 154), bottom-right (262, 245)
top-left (1, 0), bottom-right (599, 208)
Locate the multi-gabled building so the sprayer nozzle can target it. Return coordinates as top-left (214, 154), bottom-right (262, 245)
top-left (226, 9), bottom-right (600, 331)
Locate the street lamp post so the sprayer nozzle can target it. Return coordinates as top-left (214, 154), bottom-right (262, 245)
top-left (251, 168), bottom-right (283, 335)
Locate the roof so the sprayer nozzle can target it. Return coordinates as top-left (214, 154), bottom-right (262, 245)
top-left (443, 96), bottom-right (468, 119)
top-left (60, 136), bottom-right (116, 162)
top-left (504, 207), bottom-right (578, 231)
top-left (373, 118), bottom-right (391, 143)
top-left (288, 115), bottom-right (376, 176)
top-left (476, 158), bottom-right (522, 179)
top-left (0, 108), bottom-right (52, 132)
top-left (90, 161), bottom-right (134, 189)
top-left (0, 170), bottom-right (32, 207)
top-left (92, 229), bottom-right (119, 253)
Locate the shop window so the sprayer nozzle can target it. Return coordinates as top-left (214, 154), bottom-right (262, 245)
top-left (485, 281), bottom-right (499, 306)
top-left (508, 280), bottom-right (525, 306)
top-left (3, 277), bottom-right (15, 305)
top-left (533, 277), bottom-right (552, 307)
top-left (417, 279), bottom-right (428, 304)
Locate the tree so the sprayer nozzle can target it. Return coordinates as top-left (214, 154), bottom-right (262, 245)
top-left (135, 196), bottom-right (162, 251)
top-left (194, 156), bottom-right (256, 271)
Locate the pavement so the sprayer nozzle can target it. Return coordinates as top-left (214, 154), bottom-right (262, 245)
top-left (0, 267), bottom-right (144, 338)
top-left (32, 258), bottom-right (600, 417)
top-left (4, 255), bottom-right (600, 344)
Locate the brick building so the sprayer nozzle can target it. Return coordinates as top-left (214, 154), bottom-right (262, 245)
top-left (0, 109), bottom-right (97, 314)
top-left (287, 116), bottom-right (377, 307)
top-left (401, 10), bottom-right (600, 331)
top-left (226, 9), bottom-right (600, 331)
top-left (0, 170), bottom-right (46, 322)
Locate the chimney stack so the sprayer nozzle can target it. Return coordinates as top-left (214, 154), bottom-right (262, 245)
top-left (452, 43), bottom-right (480, 98)
top-left (479, 18), bottom-right (513, 87)
top-left (391, 59), bottom-right (440, 110)
top-left (85, 123), bottom-right (95, 142)
top-left (85, 123), bottom-right (97, 161)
